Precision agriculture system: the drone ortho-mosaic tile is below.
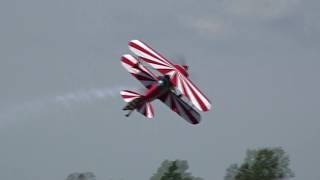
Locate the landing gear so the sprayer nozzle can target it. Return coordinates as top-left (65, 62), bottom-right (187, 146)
top-left (125, 110), bottom-right (134, 117)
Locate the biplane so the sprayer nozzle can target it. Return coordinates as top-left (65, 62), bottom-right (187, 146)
top-left (120, 40), bottom-right (211, 124)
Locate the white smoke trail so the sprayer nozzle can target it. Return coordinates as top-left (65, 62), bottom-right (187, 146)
top-left (53, 87), bottom-right (124, 107)
top-left (0, 86), bottom-right (130, 125)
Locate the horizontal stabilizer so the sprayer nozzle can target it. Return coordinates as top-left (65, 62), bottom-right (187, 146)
top-left (120, 90), bottom-right (154, 118)
top-left (120, 90), bottom-right (141, 102)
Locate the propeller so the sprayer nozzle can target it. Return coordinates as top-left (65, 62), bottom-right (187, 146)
top-left (170, 54), bottom-right (198, 80)
top-left (171, 54), bottom-right (187, 67)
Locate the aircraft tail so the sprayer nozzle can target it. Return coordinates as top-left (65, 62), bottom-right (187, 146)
top-left (120, 90), bottom-right (154, 118)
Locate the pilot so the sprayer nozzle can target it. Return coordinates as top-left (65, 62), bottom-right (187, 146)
top-left (157, 75), bottom-right (171, 86)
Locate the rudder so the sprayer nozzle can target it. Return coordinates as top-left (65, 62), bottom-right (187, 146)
top-left (137, 102), bottom-right (154, 118)
top-left (120, 90), bottom-right (154, 118)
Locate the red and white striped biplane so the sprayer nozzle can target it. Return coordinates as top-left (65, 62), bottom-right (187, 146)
top-left (120, 40), bottom-right (211, 124)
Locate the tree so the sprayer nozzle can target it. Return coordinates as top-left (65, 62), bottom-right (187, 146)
top-left (160, 161), bottom-right (183, 180)
top-left (151, 160), bottom-right (203, 180)
top-left (224, 164), bottom-right (239, 180)
top-left (224, 147), bottom-right (294, 180)
top-left (66, 172), bottom-right (96, 180)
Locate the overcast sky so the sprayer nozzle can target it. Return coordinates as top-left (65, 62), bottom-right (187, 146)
top-left (0, 0), bottom-right (319, 180)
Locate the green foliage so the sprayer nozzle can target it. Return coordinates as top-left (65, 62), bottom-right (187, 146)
top-left (224, 147), bottom-right (294, 180)
top-left (66, 172), bottom-right (96, 180)
top-left (151, 160), bottom-right (203, 180)
top-left (161, 161), bottom-right (182, 180)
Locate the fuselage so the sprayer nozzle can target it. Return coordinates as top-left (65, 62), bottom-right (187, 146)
top-left (123, 75), bottom-right (171, 111)
top-left (143, 75), bottom-right (171, 101)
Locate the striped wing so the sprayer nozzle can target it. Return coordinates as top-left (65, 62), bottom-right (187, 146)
top-left (121, 54), bottom-right (157, 88)
top-left (159, 92), bottom-right (201, 124)
top-left (128, 40), bottom-right (211, 112)
top-left (120, 90), bottom-right (141, 102)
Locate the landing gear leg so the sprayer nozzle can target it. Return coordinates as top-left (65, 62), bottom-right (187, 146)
top-left (125, 110), bottom-right (134, 117)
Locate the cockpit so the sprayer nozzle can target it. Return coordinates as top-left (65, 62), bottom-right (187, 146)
top-left (157, 75), bottom-right (171, 87)
top-left (157, 80), bottom-right (165, 85)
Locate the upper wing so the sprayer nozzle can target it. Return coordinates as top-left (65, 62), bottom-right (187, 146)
top-left (121, 54), bottom-right (157, 88)
top-left (128, 40), bottom-right (176, 74)
top-left (159, 91), bottom-right (201, 124)
top-left (128, 40), bottom-right (211, 111)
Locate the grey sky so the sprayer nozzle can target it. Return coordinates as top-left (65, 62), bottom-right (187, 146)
top-left (0, 0), bottom-right (319, 180)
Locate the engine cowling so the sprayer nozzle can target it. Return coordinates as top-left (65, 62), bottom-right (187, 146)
top-left (174, 64), bottom-right (189, 77)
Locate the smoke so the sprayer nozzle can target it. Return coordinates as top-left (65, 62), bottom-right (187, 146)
top-left (53, 87), bottom-right (124, 107)
top-left (0, 86), bottom-right (129, 125)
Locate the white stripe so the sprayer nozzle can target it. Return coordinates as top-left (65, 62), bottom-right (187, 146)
top-left (123, 96), bottom-right (138, 102)
top-left (120, 91), bottom-right (140, 96)
top-left (184, 76), bottom-right (211, 110)
top-left (146, 103), bottom-right (153, 118)
top-left (180, 76), bottom-right (202, 111)
top-left (121, 62), bottom-right (140, 74)
top-left (129, 47), bottom-right (168, 67)
top-left (139, 65), bottom-right (157, 79)
top-left (166, 71), bottom-right (176, 78)
top-left (150, 63), bottom-right (172, 70)
top-left (131, 40), bottom-right (167, 63)
top-left (123, 54), bottom-right (138, 64)
top-left (176, 74), bottom-right (184, 95)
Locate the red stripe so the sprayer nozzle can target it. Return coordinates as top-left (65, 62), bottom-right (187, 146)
top-left (171, 73), bottom-right (178, 87)
top-left (140, 57), bottom-right (168, 66)
top-left (121, 56), bottom-right (136, 66)
top-left (158, 69), bottom-right (173, 74)
top-left (180, 77), bottom-right (189, 98)
top-left (134, 74), bottom-right (154, 81)
top-left (184, 76), bottom-right (211, 108)
top-left (122, 90), bottom-right (140, 95)
top-left (141, 41), bottom-right (176, 67)
top-left (185, 80), bottom-right (208, 111)
top-left (121, 95), bottom-right (138, 99)
top-left (129, 42), bottom-right (165, 64)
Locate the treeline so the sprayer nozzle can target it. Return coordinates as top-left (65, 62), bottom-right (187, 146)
top-left (66, 147), bottom-right (294, 180)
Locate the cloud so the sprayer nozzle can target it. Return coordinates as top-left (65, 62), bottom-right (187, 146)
top-left (222, 0), bottom-right (301, 19)
top-left (179, 0), bottom-right (315, 43)
top-left (188, 17), bottom-right (225, 34)
top-left (302, 7), bottom-right (320, 40)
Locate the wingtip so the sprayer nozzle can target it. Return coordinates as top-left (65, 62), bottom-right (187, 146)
top-left (129, 39), bottom-right (140, 45)
top-left (121, 54), bottom-right (138, 63)
top-left (206, 103), bottom-right (212, 111)
top-left (197, 103), bottom-right (212, 112)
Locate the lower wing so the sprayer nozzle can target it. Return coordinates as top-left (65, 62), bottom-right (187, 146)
top-left (159, 91), bottom-right (201, 124)
top-left (121, 54), bottom-right (157, 88)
